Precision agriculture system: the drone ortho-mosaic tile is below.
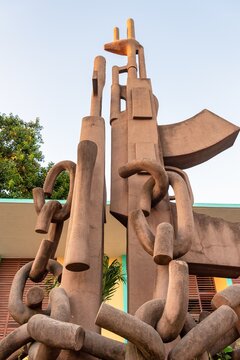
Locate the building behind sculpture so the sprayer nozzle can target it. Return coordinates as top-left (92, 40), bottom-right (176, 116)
top-left (1, 198), bottom-right (239, 340)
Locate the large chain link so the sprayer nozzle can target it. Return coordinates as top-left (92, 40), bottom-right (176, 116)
top-left (0, 160), bottom-right (76, 359)
top-left (96, 159), bottom-right (240, 360)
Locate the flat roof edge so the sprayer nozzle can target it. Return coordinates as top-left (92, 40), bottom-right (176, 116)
top-left (1, 199), bottom-right (240, 208)
top-left (193, 203), bottom-right (240, 208)
top-left (0, 198), bottom-right (66, 204)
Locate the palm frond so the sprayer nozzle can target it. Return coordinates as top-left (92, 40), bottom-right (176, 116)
top-left (42, 255), bottom-right (125, 302)
top-left (44, 274), bottom-right (60, 295)
top-left (102, 254), bottom-right (126, 302)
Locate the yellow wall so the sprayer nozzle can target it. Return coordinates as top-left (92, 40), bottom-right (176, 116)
top-left (101, 257), bottom-right (125, 342)
top-left (214, 277), bottom-right (228, 292)
top-left (57, 257), bottom-right (64, 265)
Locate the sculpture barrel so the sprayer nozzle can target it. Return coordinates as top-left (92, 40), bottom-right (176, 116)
top-left (135, 299), bottom-right (165, 327)
top-left (168, 171), bottom-right (194, 259)
top-left (96, 303), bottom-right (165, 360)
top-left (8, 259), bottom-right (61, 324)
top-left (180, 312), bottom-right (197, 337)
top-left (43, 160), bottom-right (76, 222)
top-left (209, 326), bottom-right (239, 356)
top-left (0, 324), bottom-right (31, 360)
top-left (64, 140), bottom-right (97, 272)
top-left (125, 343), bottom-right (146, 360)
top-left (26, 286), bottom-right (44, 309)
top-left (125, 299), bottom-right (165, 360)
top-left (27, 314), bottom-right (85, 351)
top-left (35, 200), bottom-right (62, 234)
top-left (110, 74), bottom-right (121, 122)
top-left (119, 159), bottom-right (169, 208)
top-left (32, 288), bottom-right (71, 360)
top-left (8, 261), bottom-right (45, 324)
top-left (157, 260), bottom-right (189, 342)
top-left (29, 239), bottom-right (53, 282)
top-left (154, 222), bottom-right (173, 265)
top-left (212, 284), bottom-right (240, 310)
top-left (29, 342), bottom-right (61, 360)
top-left (168, 305), bottom-right (238, 360)
top-left (82, 330), bottom-right (126, 360)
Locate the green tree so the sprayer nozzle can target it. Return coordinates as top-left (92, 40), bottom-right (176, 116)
top-left (0, 113), bottom-right (69, 199)
top-left (40, 162), bottom-right (70, 200)
top-left (0, 113), bottom-right (44, 198)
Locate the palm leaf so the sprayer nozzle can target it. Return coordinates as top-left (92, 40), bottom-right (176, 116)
top-left (42, 255), bottom-right (125, 302)
top-left (44, 274), bottom-right (60, 295)
top-left (102, 254), bottom-right (126, 302)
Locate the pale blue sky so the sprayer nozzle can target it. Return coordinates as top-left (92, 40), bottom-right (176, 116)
top-left (0, 1), bottom-right (240, 203)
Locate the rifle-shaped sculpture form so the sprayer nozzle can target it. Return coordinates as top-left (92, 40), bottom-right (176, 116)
top-left (2, 17), bottom-right (240, 360)
top-left (106, 18), bottom-right (240, 315)
top-left (99, 19), bottom-right (240, 358)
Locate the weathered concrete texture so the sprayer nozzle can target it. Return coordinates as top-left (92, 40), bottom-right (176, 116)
top-left (159, 109), bottom-right (239, 169)
top-left (209, 326), bottom-right (239, 357)
top-left (108, 19), bottom-right (240, 323)
top-left (64, 140), bottom-right (98, 272)
top-left (29, 341), bottom-right (61, 360)
top-left (60, 120), bottom-right (105, 329)
top-left (59, 57), bottom-right (106, 360)
top-left (154, 222), bottom-right (174, 265)
top-left (26, 286), bottom-right (44, 309)
top-left (127, 299), bottom-right (165, 359)
top-left (181, 210), bottom-right (240, 277)
top-left (156, 260), bottom-right (189, 342)
top-left (27, 314), bottom-right (85, 351)
top-left (8, 259), bottom-right (61, 324)
top-left (29, 239), bottom-right (54, 281)
top-left (96, 303), bottom-right (165, 360)
top-left (42, 160), bottom-right (76, 222)
top-left (212, 284), bottom-right (240, 310)
top-left (0, 324), bottom-right (31, 360)
top-left (135, 299), bottom-right (165, 327)
top-left (106, 18), bottom-right (240, 359)
top-left (31, 287), bottom-right (71, 360)
top-left (168, 305), bottom-right (238, 360)
top-left (81, 330), bottom-right (125, 360)
top-left (180, 312), bottom-right (196, 337)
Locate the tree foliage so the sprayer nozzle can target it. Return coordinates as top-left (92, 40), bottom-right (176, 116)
top-left (0, 113), bottom-right (69, 199)
top-left (0, 114), bottom-right (44, 198)
top-left (41, 162), bottom-right (70, 200)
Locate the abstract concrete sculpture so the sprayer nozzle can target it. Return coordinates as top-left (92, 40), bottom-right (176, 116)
top-left (1, 18), bottom-right (240, 360)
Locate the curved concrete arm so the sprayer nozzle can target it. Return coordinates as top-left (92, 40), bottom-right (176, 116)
top-left (96, 303), bottom-right (165, 360)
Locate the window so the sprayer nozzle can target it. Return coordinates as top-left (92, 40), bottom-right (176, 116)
top-left (188, 275), bottom-right (216, 321)
top-left (0, 258), bottom-right (54, 339)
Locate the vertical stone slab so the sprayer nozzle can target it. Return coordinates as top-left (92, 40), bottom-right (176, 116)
top-left (126, 78), bottom-right (172, 314)
top-left (60, 116), bottom-right (105, 360)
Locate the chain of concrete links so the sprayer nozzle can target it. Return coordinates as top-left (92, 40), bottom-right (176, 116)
top-left (2, 157), bottom-right (240, 360)
top-left (0, 147), bottom-right (128, 360)
top-left (96, 158), bottom-right (240, 360)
